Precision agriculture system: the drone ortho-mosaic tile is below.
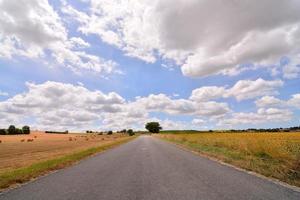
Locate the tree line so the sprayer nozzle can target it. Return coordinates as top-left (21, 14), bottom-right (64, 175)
top-left (0, 125), bottom-right (30, 135)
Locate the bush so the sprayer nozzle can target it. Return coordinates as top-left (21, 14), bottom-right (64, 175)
top-left (0, 129), bottom-right (6, 135)
top-left (127, 129), bottom-right (134, 136)
top-left (8, 125), bottom-right (16, 135)
top-left (22, 126), bottom-right (30, 134)
top-left (107, 131), bottom-right (113, 135)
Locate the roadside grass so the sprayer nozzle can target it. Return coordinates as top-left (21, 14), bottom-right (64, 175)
top-left (0, 137), bottom-right (136, 190)
top-left (157, 132), bottom-right (300, 187)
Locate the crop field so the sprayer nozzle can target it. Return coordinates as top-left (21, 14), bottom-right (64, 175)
top-left (0, 131), bottom-right (130, 173)
top-left (157, 132), bottom-right (300, 187)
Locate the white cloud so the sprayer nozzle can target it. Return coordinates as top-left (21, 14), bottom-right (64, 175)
top-left (0, 0), bottom-right (118, 75)
top-left (0, 81), bottom-right (125, 130)
top-left (190, 78), bottom-right (283, 102)
top-left (0, 91), bottom-right (8, 96)
top-left (255, 96), bottom-right (285, 108)
top-left (0, 81), bottom-right (231, 130)
top-left (226, 79), bottom-right (283, 101)
top-left (219, 108), bottom-right (293, 127)
top-left (64, 0), bottom-right (300, 77)
top-left (0, 81), bottom-right (298, 130)
top-left (192, 118), bottom-right (205, 126)
top-left (134, 94), bottom-right (230, 117)
top-left (190, 86), bottom-right (226, 102)
top-left (288, 93), bottom-right (300, 109)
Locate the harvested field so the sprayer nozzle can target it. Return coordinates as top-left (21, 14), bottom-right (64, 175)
top-left (0, 131), bottom-right (129, 174)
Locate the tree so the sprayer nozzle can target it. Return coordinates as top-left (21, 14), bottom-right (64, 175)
top-left (15, 128), bottom-right (23, 134)
top-left (8, 125), bottom-right (16, 135)
top-left (0, 129), bottom-right (6, 135)
top-left (121, 129), bottom-right (127, 133)
top-left (145, 122), bottom-right (162, 133)
top-left (127, 129), bottom-right (134, 136)
top-left (107, 130), bottom-right (113, 135)
top-left (22, 126), bottom-right (30, 134)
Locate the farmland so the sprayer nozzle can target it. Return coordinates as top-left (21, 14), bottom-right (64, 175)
top-left (0, 131), bottom-right (134, 189)
top-left (157, 132), bottom-right (300, 187)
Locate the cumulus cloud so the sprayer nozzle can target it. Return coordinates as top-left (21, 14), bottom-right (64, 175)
top-left (288, 93), bottom-right (300, 109)
top-left (0, 80), bottom-right (298, 130)
top-left (226, 79), bottom-right (283, 101)
top-left (255, 93), bottom-right (300, 110)
top-left (219, 108), bottom-right (293, 127)
top-left (0, 81), bottom-right (231, 130)
top-left (282, 56), bottom-right (300, 79)
top-left (134, 94), bottom-right (230, 117)
top-left (0, 81), bottom-right (124, 130)
top-left (192, 118), bottom-right (205, 126)
top-left (190, 78), bottom-right (283, 101)
top-left (255, 96), bottom-right (285, 108)
top-left (0, 0), bottom-right (118, 75)
top-left (190, 86), bottom-right (226, 102)
top-left (64, 0), bottom-right (300, 77)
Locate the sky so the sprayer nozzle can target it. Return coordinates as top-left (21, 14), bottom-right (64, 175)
top-left (0, 0), bottom-right (300, 131)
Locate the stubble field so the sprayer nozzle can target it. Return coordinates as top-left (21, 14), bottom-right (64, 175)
top-left (0, 131), bottom-right (129, 173)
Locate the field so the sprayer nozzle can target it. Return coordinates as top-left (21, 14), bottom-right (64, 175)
top-left (157, 132), bottom-right (300, 187)
top-left (0, 131), bottom-right (134, 189)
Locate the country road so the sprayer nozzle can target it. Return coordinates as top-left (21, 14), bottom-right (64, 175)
top-left (0, 136), bottom-right (299, 200)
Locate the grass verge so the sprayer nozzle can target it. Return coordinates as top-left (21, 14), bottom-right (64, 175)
top-left (157, 133), bottom-right (300, 187)
top-left (0, 137), bottom-right (136, 191)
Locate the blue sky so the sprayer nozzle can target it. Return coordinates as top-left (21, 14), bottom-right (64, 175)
top-left (0, 0), bottom-right (299, 131)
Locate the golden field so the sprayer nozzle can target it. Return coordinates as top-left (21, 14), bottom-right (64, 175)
top-left (0, 131), bottom-right (130, 173)
top-left (157, 132), bottom-right (300, 187)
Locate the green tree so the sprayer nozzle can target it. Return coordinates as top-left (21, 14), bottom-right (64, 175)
top-left (22, 126), bottom-right (30, 134)
top-left (107, 130), bottom-right (113, 135)
top-left (145, 122), bottom-right (162, 133)
top-left (127, 129), bottom-right (134, 136)
top-left (0, 129), bottom-right (6, 135)
top-left (121, 129), bottom-right (127, 133)
top-left (8, 125), bottom-right (16, 135)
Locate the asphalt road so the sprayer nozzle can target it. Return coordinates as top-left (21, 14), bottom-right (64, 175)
top-left (1, 136), bottom-right (299, 200)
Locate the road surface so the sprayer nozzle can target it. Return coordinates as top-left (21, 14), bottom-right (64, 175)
top-left (0, 136), bottom-right (299, 200)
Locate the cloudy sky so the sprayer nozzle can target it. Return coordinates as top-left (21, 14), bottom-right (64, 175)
top-left (0, 0), bottom-right (300, 131)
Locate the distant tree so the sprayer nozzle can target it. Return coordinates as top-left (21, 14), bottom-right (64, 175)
top-left (22, 126), bottom-right (30, 134)
top-left (107, 130), bottom-right (113, 135)
top-left (127, 129), bottom-right (134, 136)
top-left (121, 129), bottom-right (127, 133)
top-left (15, 128), bottom-right (23, 134)
top-left (8, 125), bottom-right (16, 135)
top-left (145, 122), bottom-right (162, 133)
top-left (0, 129), bottom-right (6, 135)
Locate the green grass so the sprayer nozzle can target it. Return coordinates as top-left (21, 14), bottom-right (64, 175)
top-left (0, 137), bottom-right (136, 190)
